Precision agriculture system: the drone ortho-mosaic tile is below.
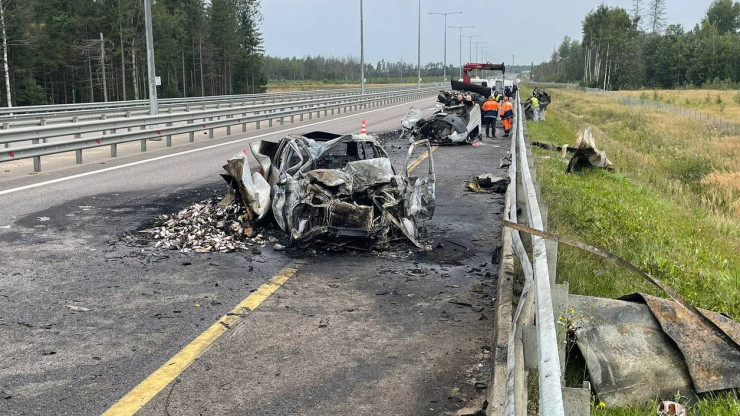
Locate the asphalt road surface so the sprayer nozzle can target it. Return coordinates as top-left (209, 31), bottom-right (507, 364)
top-left (0, 96), bottom-right (510, 416)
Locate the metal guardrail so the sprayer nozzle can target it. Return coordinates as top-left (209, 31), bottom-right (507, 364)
top-left (498, 95), bottom-right (566, 415)
top-left (0, 84), bottom-right (443, 129)
top-left (0, 86), bottom-right (438, 172)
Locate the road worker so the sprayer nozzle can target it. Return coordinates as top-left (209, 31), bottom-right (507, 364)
top-left (530, 93), bottom-right (540, 122)
top-left (500, 96), bottom-right (514, 137)
top-left (482, 95), bottom-right (500, 138)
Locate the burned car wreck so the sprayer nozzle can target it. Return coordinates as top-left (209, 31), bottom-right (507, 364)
top-left (221, 131), bottom-right (435, 250)
top-left (401, 90), bottom-right (483, 145)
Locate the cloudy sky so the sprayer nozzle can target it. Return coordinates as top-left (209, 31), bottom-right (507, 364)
top-left (261, 0), bottom-right (714, 66)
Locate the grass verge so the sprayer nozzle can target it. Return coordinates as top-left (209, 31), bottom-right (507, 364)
top-left (522, 86), bottom-right (740, 415)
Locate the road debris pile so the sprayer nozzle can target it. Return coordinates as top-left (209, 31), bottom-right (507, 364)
top-left (466, 173), bottom-right (509, 193)
top-left (401, 91), bottom-right (482, 145)
top-left (139, 198), bottom-right (258, 253)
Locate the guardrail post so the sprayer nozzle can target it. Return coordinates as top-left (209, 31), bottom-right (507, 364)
top-left (227, 125), bottom-right (232, 135)
top-left (290, 115), bottom-right (295, 123)
top-left (241, 122), bottom-right (247, 132)
top-left (33, 156), bottom-right (41, 172)
top-left (269, 119), bottom-right (273, 127)
top-left (300, 114), bottom-right (304, 121)
top-left (279, 116), bottom-right (284, 125)
top-left (308, 112), bottom-right (312, 120)
top-left (166, 135), bottom-right (172, 147)
top-left (140, 139), bottom-right (147, 152)
top-left (209, 128), bottom-right (214, 138)
top-left (75, 149), bottom-right (83, 164)
top-left (189, 131), bottom-right (195, 142)
top-left (111, 143), bottom-right (117, 157)
top-left (256, 121), bottom-right (261, 130)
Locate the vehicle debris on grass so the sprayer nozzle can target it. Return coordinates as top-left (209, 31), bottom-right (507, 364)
top-left (530, 128), bottom-right (612, 173)
top-left (140, 131), bottom-right (436, 252)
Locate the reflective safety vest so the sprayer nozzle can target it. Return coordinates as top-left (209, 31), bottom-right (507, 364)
top-left (531, 97), bottom-right (540, 108)
top-left (500, 101), bottom-right (513, 117)
top-left (482, 100), bottom-right (500, 112)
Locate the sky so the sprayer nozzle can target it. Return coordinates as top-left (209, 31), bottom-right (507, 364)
top-left (260, 0), bottom-right (715, 66)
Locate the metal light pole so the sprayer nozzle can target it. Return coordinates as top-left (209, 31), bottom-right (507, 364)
top-left (144, 0), bottom-right (158, 115)
top-left (473, 41), bottom-right (486, 62)
top-left (448, 25), bottom-right (473, 80)
top-left (429, 11), bottom-right (462, 82)
top-left (360, 0), bottom-right (365, 94)
top-left (417, 0), bottom-right (420, 89)
top-left (462, 34), bottom-right (481, 63)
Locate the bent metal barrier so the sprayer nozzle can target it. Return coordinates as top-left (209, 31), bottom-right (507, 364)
top-left (0, 87), bottom-right (438, 172)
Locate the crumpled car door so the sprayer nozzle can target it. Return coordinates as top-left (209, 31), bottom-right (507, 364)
top-left (404, 139), bottom-right (436, 222)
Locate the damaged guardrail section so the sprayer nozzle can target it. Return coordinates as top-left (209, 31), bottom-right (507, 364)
top-left (488, 95), bottom-right (568, 416)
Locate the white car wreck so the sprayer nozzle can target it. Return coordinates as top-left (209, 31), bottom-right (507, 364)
top-left (220, 131), bottom-right (435, 250)
top-left (402, 91), bottom-right (483, 145)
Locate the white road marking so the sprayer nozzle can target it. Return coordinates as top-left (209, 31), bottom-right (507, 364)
top-left (0, 97), bottom-right (432, 196)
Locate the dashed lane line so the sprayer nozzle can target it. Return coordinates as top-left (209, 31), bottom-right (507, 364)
top-left (101, 263), bottom-right (302, 416)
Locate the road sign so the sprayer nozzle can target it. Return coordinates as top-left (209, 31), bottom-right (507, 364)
top-left (155, 76), bottom-right (161, 86)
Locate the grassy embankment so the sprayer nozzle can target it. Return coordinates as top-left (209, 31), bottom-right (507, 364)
top-left (521, 86), bottom-right (740, 415)
top-left (617, 89), bottom-right (740, 125)
top-left (267, 76), bottom-right (445, 92)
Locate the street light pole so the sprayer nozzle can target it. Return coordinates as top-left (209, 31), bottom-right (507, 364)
top-left (448, 25), bottom-right (473, 80)
top-left (430, 12), bottom-right (462, 82)
top-left (417, 0), bottom-right (420, 89)
top-left (144, 0), bottom-right (158, 115)
top-left (360, 0), bottom-right (365, 94)
top-left (473, 41), bottom-right (486, 62)
top-left (462, 34), bottom-right (481, 63)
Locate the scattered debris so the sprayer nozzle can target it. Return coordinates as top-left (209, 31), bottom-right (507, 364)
top-left (566, 129), bottom-right (612, 173)
top-left (466, 174), bottom-right (509, 193)
top-left (319, 318), bottom-right (329, 328)
top-left (402, 91), bottom-right (482, 145)
top-left (0, 390), bottom-right (11, 400)
top-left (139, 199), bottom-right (254, 253)
top-left (657, 401), bottom-right (687, 416)
top-left (66, 305), bottom-right (91, 312)
top-left (37, 216), bottom-right (50, 222)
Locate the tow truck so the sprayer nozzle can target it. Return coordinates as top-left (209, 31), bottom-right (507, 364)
top-left (451, 62), bottom-right (506, 97)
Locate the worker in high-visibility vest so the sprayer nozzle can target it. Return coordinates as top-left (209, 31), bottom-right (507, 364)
top-left (500, 97), bottom-right (514, 137)
top-left (530, 94), bottom-right (540, 122)
top-left (482, 96), bottom-right (500, 138)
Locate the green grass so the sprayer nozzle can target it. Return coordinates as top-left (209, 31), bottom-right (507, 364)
top-left (522, 86), bottom-right (740, 415)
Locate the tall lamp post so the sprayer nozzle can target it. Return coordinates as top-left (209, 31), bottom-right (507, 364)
top-left (417, 0), bottom-right (420, 89)
top-left (144, 0), bottom-right (158, 114)
top-left (448, 25), bottom-right (474, 80)
top-left (462, 34), bottom-right (481, 63)
top-left (360, 0), bottom-right (365, 94)
top-left (429, 11), bottom-right (462, 82)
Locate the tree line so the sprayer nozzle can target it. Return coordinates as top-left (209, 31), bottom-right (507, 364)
top-left (532, 0), bottom-right (740, 89)
top-left (0, 0), bottom-right (265, 107)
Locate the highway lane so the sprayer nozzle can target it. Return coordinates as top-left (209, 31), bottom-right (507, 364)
top-left (0, 96), bottom-right (509, 415)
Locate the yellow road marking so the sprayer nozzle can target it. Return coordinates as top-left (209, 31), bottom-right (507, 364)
top-left (407, 145), bottom-right (438, 173)
top-left (101, 264), bottom-right (302, 416)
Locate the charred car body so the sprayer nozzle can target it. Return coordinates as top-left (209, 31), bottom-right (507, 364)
top-left (220, 132), bottom-right (435, 250)
top-left (401, 90), bottom-right (483, 145)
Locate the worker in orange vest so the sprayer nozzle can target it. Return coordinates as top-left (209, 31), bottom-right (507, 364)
top-left (500, 97), bottom-right (514, 137)
top-left (482, 96), bottom-right (500, 138)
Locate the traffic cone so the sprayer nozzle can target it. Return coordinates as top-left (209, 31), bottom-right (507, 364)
top-left (361, 120), bottom-right (367, 135)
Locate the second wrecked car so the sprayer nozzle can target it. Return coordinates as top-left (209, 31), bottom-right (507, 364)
top-left (221, 131), bottom-right (435, 250)
top-left (401, 90), bottom-right (483, 145)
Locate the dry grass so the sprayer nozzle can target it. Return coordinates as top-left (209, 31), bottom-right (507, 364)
top-left (552, 88), bottom-right (740, 219)
top-left (617, 89), bottom-right (740, 125)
